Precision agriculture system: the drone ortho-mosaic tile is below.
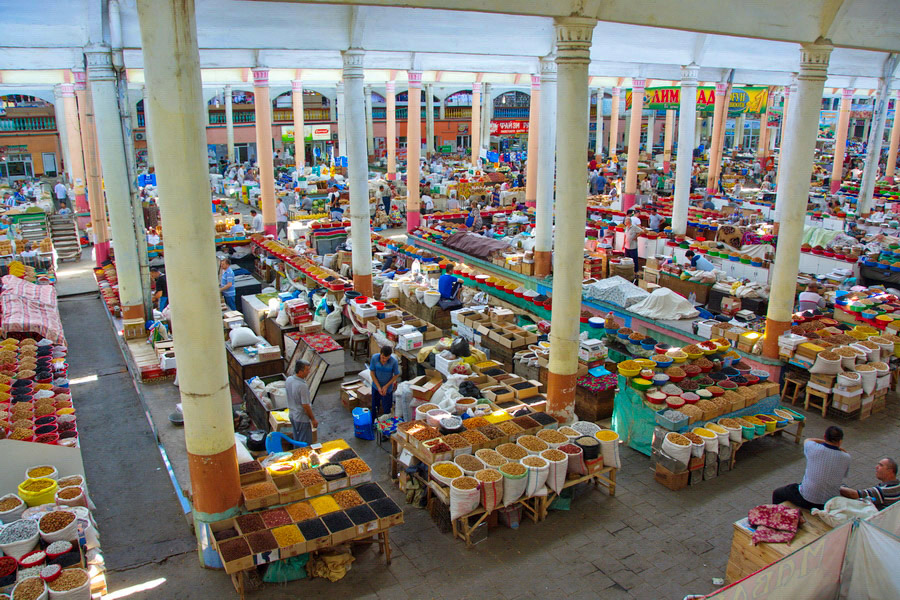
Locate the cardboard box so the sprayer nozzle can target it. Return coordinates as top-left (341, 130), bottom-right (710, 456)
top-left (688, 456), bottom-right (705, 471)
top-left (398, 331), bottom-right (424, 352)
top-left (810, 373), bottom-right (837, 386)
top-left (654, 463), bottom-right (689, 491)
top-left (410, 375), bottom-right (442, 401)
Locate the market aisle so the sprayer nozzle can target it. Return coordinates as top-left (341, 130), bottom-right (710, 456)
top-left (56, 255), bottom-right (197, 576)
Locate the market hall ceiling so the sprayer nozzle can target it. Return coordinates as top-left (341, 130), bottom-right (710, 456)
top-left (1, 0), bottom-right (898, 91)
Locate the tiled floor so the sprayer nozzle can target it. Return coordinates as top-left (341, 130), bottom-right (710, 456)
top-left (60, 248), bottom-right (900, 599)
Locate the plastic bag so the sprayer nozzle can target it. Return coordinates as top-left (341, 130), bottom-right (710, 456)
top-left (812, 496), bottom-right (879, 528)
top-left (523, 459), bottom-right (550, 496)
top-left (394, 381), bottom-right (414, 422)
top-left (324, 307), bottom-right (342, 334)
top-left (544, 453), bottom-right (568, 494)
top-left (450, 477), bottom-right (481, 520)
top-left (450, 337), bottom-right (471, 358)
top-left (458, 380), bottom-right (482, 399)
top-left (276, 308), bottom-right (290, 327)
top-left (263, 554), bottom-right (309, 583)
top-left (501, 469), bottom-right (528, 506)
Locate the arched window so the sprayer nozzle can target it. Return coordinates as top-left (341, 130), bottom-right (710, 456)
top-left (493, 91), bottom-right (530, 108)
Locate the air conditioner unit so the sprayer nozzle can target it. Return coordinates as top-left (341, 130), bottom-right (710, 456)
top-left (134, 131), bottom-right (146, 141)
top-left (331, 133), bottom-right (338, 141)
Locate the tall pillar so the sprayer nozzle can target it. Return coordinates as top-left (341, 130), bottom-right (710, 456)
top-left (705, 82), bottom-right (728, 194)
top-left (595, 87), bottom-right (605, 158)
top-left (608, 87), bottom-right (620, 157)
top-left (59, 83), bottom-right (87, 215)
top-left (757, 87), bottom-right (772, 168)
top-left (763, 40), bottom-right (832, 358)
top-left (830, 88), bottom-right (854, 193)
top-left (329, 97), bottom-right (337, 123)
top-left (253, 68), bottom-right (276, 235)
top-left (470, 82), bottom-right (481, 166)
top-left (547, 16), bottom-right (595, 422)
top-left (647, 111), bottom-right (656, 152)
top-left (439, 98), bottom-right (445, 121)
top-left (622, 78), bottom-right (645, 211)
top-left (587, 89), bottom-right (594, 155)
top-left (336, 81), bottom-right (347, 158)
top-left (406, 71), bottom-right (423, 231)
top-left (533, 57), bottom-right (557, 278)
top-left (291, 80), bottom-right (305, 172)
top-left (695, 114), bottom-right (703, 147)
top-left (673, 64), bottom-right (699, 235)
top-left (141, 86), bottom-right (155, 169)
top-left (481, 83), bottom-right (492, 154)
top-left (224, 84), bottom-right (235, 164)
top-left (85, 47), bottom-right (144, 320)
top-left (364, 85), bottom-right (375, 158)
top-left (343, 50), bottom-right (374, 296)
top-left (525, 75), bottom-right (541, 207)
top-left (735, 113), bottom-right (746, 149)
top-left (136, 0), bottom-right (240, 559)
top-left (858, 56), bottom-right (899, 214)
top-left (887, 91), bottom-right (900, 181)
top-left (73, 69), bottom-right (109, 262)
top-left (425, 83), bottom-right (435, 157)
top-left (386, 81), bottom-right (397, 179)
top-left (623, 111), bottom-right (631, 153)
top-left (862, 117), bottom-right (872, 143)
top-left (662, 109), bottom-right (675, 174)
top-left (775, 83), bottom-right (794, 189)
top-left (52, 86), bottom-right (71, 181)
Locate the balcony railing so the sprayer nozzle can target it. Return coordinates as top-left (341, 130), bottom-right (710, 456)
top-left (209, 111), bottom-right (256, 125)
top-left (0, 116), bottom-right (56, 131)
top-left (444, 106), bottom-right (472, 119)
top-left (371, 107), bottom-right (442, 120)
top-left (493, 107), bottom-right (529, 119)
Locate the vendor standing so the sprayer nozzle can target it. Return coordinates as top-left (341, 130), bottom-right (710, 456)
top-left (369, 346), bottom-right (400, 417)
top-left (684, 250), bottom-right (716, 272)
top-left (219, 256), bottom-right (237, 311)
top-left (285, 359), bottom-right (316, 444)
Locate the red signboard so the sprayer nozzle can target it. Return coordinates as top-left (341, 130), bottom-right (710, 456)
top-left (490, 120), bottom-right (529, 135)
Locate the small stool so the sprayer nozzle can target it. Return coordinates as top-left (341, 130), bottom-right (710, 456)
top-left (805, 388), bottom-right (829, 417)
top-left (350, 334), bottom-right (369, 361)
top-left (781, 378), bottom-right (805, 406)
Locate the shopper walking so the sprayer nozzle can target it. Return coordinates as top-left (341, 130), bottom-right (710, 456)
top-left (369, 346), bottom-right (400, 417)
top-left (276, 197), bottom-right (289, 239)
top-left (285, 359), bottom-right (316, 444)
top-left (53, 180), bottom-right (67, 213)
top-left (150, 268), bottom-right (168, 310)
top-left (250, 209), bottom-right (263, 233)
top-left (772, 426), bottom-right (850, 510)
top-left (219, 256), bottom-right (237, 311)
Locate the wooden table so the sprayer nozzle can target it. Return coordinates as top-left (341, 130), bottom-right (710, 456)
top-left (538, 467), bottom-right (617, 519)
top-left (226, 342), bottom-right (285, 394)
top-left (730, 418), bottom-right (805, 469)
top-left (725, 502), bottom-right (832, 584)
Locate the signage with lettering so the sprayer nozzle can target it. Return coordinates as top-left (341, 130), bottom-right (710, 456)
top-left (490, 120), bottom-right (529, 135)
top-left (625, 86), bottom-right (769, 114)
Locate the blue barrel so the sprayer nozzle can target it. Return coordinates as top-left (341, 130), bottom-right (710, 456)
top-left (352, 407), bottom-right (374, 440)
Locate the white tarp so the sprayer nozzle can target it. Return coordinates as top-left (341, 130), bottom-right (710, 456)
top-left (839, 520), bottom-right (900, 599)
top-left (627, 288), bottom-right (700, 320)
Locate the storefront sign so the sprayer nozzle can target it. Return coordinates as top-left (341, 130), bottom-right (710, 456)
top-left (281, 125), bottom-right (332, 143)
top-left (490, 120), bottom-right (529, 135)
top-left (625, 86), bottom-right (768, 114)
top-left (438, 145), bottom-right (453, 153)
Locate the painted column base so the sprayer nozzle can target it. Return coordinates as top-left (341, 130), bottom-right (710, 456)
top-left (188, 445), bottom-right (242, 516)
top-left (534, 250), bottom-right (552, 278)
top-left (525, 199), bottom-right (536, 208)
top-left (95, 241), bottom-right (110, 266)
top-left (546, 370), bottom-right (577, 422)
top-left (885, 176), bottom-right (895, 184)
top-left (407, 210), bottom-right (421, 232)
top-left (353, 273), bottom-right (373, 298)
top-left (264, 224), bottom-right (277, 236)
top-left (663, 161), bottom-right (670, 175)
top-left (386, 172), bottom-right (396, 181)
top-left (830, 180), bottom-right (842, 194)
top-left (762, 317), bottom-right (792, 359)
top-left (622, 193), bottom-right (636, 211)
top-left (121, 303), bottom-right (145, 321)
top-left (705, 186), bottom-right (716, 195)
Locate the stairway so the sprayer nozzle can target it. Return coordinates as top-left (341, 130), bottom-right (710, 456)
top-left (49, 214), bottom-right (82, 262)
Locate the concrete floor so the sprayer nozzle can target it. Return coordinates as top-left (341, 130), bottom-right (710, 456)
top-left (57, 249), bottom-right (900, 600)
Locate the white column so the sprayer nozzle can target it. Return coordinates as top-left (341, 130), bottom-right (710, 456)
top-left (252, 68), bottom-right (276, 235)
top-left (859, 56), bottom-right (899, 213)
top-left (52, 86), bottom-right (71, 181)
top-left (329, 95), bottom-right (337, 123)
top-left (470, 82), bottom-right (481, 166)
top-left (481, 83), bottom-right (492, 154)
top-left (706, 82), bottom-right (728, 193)
top-left (291, 80), bottom-right (305, 172)
top-left (623, 111), bottom-right (631, 153)
top-left (622, 78), bottom-right (645, 210)
top-left (609, 86), bottom-right (622, 156)
top-left (343, 50), bottom-right (374, 297)
top-left (673, 64), bottom-right (699, 235)
top-left (336, 81), bottom-right (347, 158)
top-left (775, 81), bottom-right (796, 192)
top-left (763, 39), bottom-right (832, 358)
top-left (386, 81), bottom-right (397, 178)
top-left (59, 83), bottom-right (86, 209)
top-left (439, 97), bottom-right (445, 121)
top-left (547, 17), bottom-right (595, 422)
top-left (224, 84), bottom-right (235, 163)
top-left (85, 46), bottom-right (145, 320)
top-left (406, 71), bottom-right (423, 231)
top-left (73, 68), bottom-right (110, 263)
top-left (647, 111), bottom-right (656, 153)
top-left (425, 83), bottom-right (435, 156)
top-left (595, 87), bottom-right (605, 157)
top-left (735, 113), bottom-right (746, 149)
top-left (364, 85), bottom-right (375, 158)
top-left (533, 57), bottom-right (557, 278)
top-left (525, 75), bottom-right (541, 207)
top-left (142, 85), bottom-right (155, 169)
top-left (662, 108), bottom-right (675, 174)
top-left (830, 88), bottom-right (854, 193)
top-left (136, 0), bottom-right (240, 546)
top-left (887, 90), bottom-right (900, 180)
top-left (587, 88), bottom-right (594, 154)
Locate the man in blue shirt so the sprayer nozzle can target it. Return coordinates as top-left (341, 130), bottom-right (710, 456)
top-left (369, 346), bottom-right (400, 417)
top-left (684, 250), bottom-right (715, 272)
top-left (219, 256), bottom-right (236, 311)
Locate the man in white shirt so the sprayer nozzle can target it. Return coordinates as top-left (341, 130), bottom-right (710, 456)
top-left (422, 194), bottom-right (434, 214)
top-left (447, 193), bottom-right (460, 211)
top-left (276, 197), bottom-right (289, 239)
top-left (54, 180), bottom-right (67, 212)
top-left (250, 209), bottom-right (263, 233)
